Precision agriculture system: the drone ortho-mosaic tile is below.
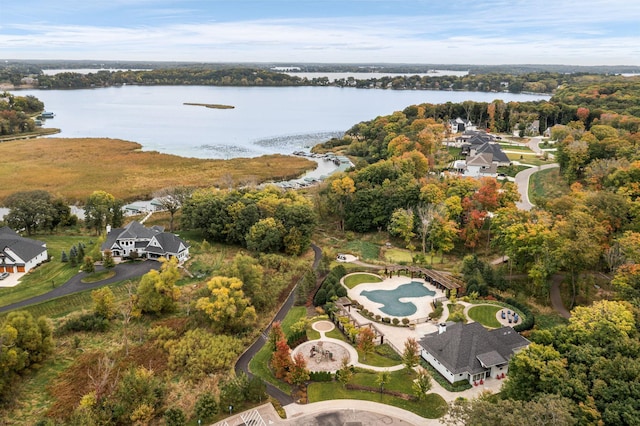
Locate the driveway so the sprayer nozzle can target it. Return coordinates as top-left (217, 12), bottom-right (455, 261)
top-left (514, 163), bottom-right (559, 210)
top-left (0, 261), bottom-right (160, 313)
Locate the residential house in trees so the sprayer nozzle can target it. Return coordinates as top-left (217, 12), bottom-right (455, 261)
top-left (101, 221), bottom-right (189, 262)
top-left (0, 226), bottom-right (48, 274)
top-left (453, 131), bottom-right (510, 178)
top-left (419, 322), bottom-right (529, 385)
top-left (449, 117), bottom-right (475, 134)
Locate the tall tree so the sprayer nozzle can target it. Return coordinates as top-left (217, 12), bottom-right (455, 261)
top-left (4, 190), bottom-right (57, 235)
top-left (196, 276), bottom-right (257, 333)
top-left (154, 186), bottom-right (192, 232)
top-left (136, 257), bottom-right (181, 314)
top-left (84, 190), bottom-right (122, 235)
top-left (357, 326), bottom-right (376, 361)
top-left (402, 337), bottom-right (420, 372)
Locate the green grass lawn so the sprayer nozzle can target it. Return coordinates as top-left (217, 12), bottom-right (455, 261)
top-left (343, 273), bottom-right (383, 289)
top-left (357, 344), bottom-right (402, 368)
top-left (308, 373), bottom-right (448, 419)
top-left (467, 305), bottom-right (502, 328)
top-left (80, 270), bottom-right (116, 283)
top-left (345, 240), bottom-right (380, 260)
top-left (0, 235), bottom-right (95, 308)
top-left (383, 248), bottom-right (413, 264)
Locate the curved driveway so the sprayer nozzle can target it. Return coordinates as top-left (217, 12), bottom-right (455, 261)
top-left (514, 163), bottom-right (559, 210)
top-left (0, 261), bottom-right (159, 313)
top-left (234, 243), bottom-right (322, 406)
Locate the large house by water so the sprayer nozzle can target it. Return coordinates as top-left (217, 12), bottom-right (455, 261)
top-left (101, 221), bottom-right (190, 262)
top-left (419, 322), bottom-right (530, 385)
top-left (0, 227), bottom-right (48, 274)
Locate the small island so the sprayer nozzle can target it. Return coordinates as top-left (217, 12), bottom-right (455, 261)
top-left (184, 102), bottom-right (235, 109)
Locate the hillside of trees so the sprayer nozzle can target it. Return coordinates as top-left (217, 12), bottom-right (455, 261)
top-left (2, 69), bottom-right (640, 424)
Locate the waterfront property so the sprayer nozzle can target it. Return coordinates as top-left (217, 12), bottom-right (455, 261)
top-left (418, 322), bottom-right (530, 385)
top-left (101, 221), bottom-right (190, 262)
top-left (0, 227), bottom-right (48, 274)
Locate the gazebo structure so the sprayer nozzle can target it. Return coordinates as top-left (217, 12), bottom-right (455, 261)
top-left (384, 265), bottom-right (464, 297)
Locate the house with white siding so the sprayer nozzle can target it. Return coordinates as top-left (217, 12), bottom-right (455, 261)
top-left (419, 322), bottom-right (529, 385)
top-left (0, 227), bottom-right (48, 274)
top-left (101, 221), bottom-right (189, 263)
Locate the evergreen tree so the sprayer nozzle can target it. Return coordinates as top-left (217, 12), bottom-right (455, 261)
top-left (60, 250), bottom-right (68, 263)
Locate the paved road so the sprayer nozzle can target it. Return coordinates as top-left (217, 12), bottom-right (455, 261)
top-left (0, 261), bottom-right (159, 313)
top-left (234, 243), bottom-right (322, 406)
top-left (514, 163), bottom-right (559, 210)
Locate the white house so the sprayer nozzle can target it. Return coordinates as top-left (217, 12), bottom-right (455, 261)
top-left (0, 227), bottom-right (48, 274)
top-left (449, 117), bottom-right (475, 134)
top-left (101, 221), bottom-right (189, 263)
top-left (418, 322), bottom-right (530, 385)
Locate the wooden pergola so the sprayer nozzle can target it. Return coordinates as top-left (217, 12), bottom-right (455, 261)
top-left (384, 265), bottom-right (464, 296)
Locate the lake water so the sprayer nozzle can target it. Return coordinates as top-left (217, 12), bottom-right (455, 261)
top-left (15, 85), bottom-right (549, 159)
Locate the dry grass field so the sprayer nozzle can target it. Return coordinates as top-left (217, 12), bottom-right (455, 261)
top-left (0, 137), bottom-right (315, 202)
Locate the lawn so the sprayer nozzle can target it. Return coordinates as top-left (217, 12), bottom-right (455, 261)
top-left (343, 273), bottom-right (383, 289)
top-left (308, 372), bottom-right (448, 419)
top-left (467, 305), bottom-right (502, 328)
top-left (383, 248), bottom-right (413, 264)
top-left (344, 240), bottom-right (380, 261)
top-left (0, 234), bottom-right (94, 308)
top-left (530, 167), bottom-right (569, 203)
top-left (357, 344), bottom-right (402, 368)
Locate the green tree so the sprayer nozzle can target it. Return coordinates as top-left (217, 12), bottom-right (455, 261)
top-left (412, 367), bottom-right (432, 401)
top-left (136, 257), bottom-right (181, 314)
top-left (194, 392), bottom-right (218, 421)
top-left (84, 190), bottom-right (122, 235)
top-left (245, 217), bottom-right (286, 253)
top-left (502, 343), bottom-right (569, 401)
top-left (81, 256), bottom-right (95, 273)
top-left (402, 337), bottom-right (420, 372)
top-left (91, 287), bottom-right (116, 319)
top-left (102, 249), bottom-right (115, 270)
top-left (0, 311), bottom-right (53, 400)
top-left (4, 190), bottom-right (57, 235)
top-left (388, 207), bottom-right (415, 251)
top-left (335, 356), bottom-right (353, 388)
top-left (195, 276), bottom-right (257, 333)
top-left (163, 407), bottom-right (186, 426)
top-left (376, 370), bottom-right (390, 394)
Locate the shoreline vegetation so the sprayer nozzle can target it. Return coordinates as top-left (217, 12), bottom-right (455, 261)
top-left (184, 102), bottom-right (235, 109)
top-left (0, 137), bottom-right (315, 202)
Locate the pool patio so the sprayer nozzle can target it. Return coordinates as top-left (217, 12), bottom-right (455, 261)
top-left (344, 274), bottom-right (446, 323)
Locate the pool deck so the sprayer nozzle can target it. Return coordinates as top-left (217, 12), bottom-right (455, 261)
top-left (345, 274), bottom-right (446, 323)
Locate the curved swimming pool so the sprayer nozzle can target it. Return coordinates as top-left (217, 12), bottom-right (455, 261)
top-left (360, 281), bottom-right (435, 317)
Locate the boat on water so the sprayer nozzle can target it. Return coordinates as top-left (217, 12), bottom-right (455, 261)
top-left (40, 111), bottom-right (55, 118)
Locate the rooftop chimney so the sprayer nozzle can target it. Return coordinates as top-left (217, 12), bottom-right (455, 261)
top-left (438, 322), bottom-right (447, 334)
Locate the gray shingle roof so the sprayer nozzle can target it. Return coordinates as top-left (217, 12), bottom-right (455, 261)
top-left (419, 322), bottom-right (529, 375)
top-left (100, 221), bottom-right (188, 258)
top-left (0, 227), bottom-right (47, 264)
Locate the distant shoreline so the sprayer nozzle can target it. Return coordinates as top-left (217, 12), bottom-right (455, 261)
top-left (183, 102), bottom-right (234, 109)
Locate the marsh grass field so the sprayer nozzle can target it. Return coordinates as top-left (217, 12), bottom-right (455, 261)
top-left (0, 138), bottom-right (315, 202)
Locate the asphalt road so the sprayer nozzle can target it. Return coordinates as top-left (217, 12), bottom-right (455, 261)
top-left (234, 243), bottom-right (322, 406)
top-left (0, 261), bottom-right (160, 313)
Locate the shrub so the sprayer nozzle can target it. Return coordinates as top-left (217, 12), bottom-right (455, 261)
top-left (382, 317), bottom-right (391, 324)
top-left (309, 371), bottom-right (333, 382)
top-left (375, 315), bottom-right (381, 321)
top-left (392, 318), bottom-right (400, 325)
top-left (194, 392), bottom-right (218, 421)
top-left (163, 408), bottom-right (186, 426)
top-left (57, 312), bottom-right (110, 334)
top-left (402, 318), bottom-right (410, 325)
top-left (287, 329), bottom-right (308, 348)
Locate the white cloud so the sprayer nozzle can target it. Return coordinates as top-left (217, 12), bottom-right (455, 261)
top-left (1, 5), bottom-right (639, 65)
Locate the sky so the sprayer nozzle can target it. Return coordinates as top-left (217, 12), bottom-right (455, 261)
top-left (1, 0), bottom-right (639, 65)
